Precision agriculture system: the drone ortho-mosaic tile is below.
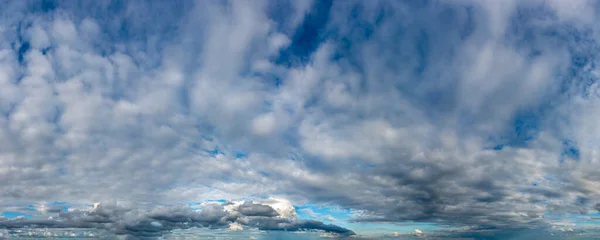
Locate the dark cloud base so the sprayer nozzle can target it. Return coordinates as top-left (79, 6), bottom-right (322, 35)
top-left (0, 202), bottom-right (354, 239)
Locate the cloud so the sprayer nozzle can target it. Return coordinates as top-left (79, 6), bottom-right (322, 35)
top-left (0, 201), bottom-right (354, 238)
top-left (236, 202), bottom-right (280, 217)
top-left (1, 0), bottom-right (600, 238)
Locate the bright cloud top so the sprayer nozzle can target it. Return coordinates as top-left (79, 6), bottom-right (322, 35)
top-left (2, 0), bottom-right (600, 239)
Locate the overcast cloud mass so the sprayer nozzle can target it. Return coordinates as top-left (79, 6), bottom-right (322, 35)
top-left (2, 0), bottom-right (600, 239)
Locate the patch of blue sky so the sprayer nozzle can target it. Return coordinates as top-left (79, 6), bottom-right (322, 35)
top-left (186, 199), bottom-right (228, 211)
top-left (482, 136), bottom-right (506, 151)
top-left (346, 222), bottom-right (443, 237)
top-left (275, 0), bottom-right (333, 67)
top-left (293, 205), bottom-right (448, 236)
top-left (1, 211), bottom-right (31, 219)
top-left (26, 205), bottom-right (36, 212)
top-left (294, 204), bottom-right (444, 237)
top-left (295, 205), bottom-right (351, 222)
top-left (577, 217), bottom-right (600, 227)
top-left (26, 0), bottom-right (57, 13)
top-left (204, 147), bottom-right (221, 157)
top-left (168, 227), bottom-right (336, 240)
top-left (204, 199), bottom-right (227, 204)
top-left (186, 202), bottom-right (203, 211)
top-left (482, 108), bottom-right (555, 152)
top-left (234, 152), bottom-right (247, 159)
top-left (328, 4), bottom-right (383, 68)
top-left (513, 113), bottom-right (540, 144)
top-left (16, 41), bottom-right (29, 64)
top-left (484, 110), bottom-right (544, 150)
top-left (543, 212), bottom-right (600, 229)
top-left (560, 140), bottom-right (580, 163)
top-left (492, 144), bottom-right (504, 150)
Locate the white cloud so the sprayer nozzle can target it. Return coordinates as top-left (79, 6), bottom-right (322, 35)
top-left (256, 198), bottom-right (298, 219)
top-left (251, 112), bottom-right (277, 136)
top-left (229, 222), bottom-right (243, 231)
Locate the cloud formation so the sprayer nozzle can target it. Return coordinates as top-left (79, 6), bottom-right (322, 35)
top-left (0, 201), bottom-right (354, 238)
top-left (1, 0), bottom-right (600, 238)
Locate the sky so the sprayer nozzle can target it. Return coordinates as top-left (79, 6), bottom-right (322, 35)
top-left (2, 0), bottom-right (600, 239)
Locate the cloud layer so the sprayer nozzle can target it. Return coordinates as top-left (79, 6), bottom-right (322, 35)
top-left (2, 0), bottom-right (600, 238)
top-left (0, 201), bottom-right (354, 239)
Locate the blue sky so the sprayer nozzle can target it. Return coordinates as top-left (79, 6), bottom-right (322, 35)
top-left (2, 0), bottom-right (600, 239)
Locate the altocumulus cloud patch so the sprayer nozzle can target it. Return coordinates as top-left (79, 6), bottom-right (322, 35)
top-left (2, 0), bottom-right (600, 239)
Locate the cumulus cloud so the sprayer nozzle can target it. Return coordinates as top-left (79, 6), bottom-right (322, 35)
top-left (236, 201), bottom-right (280, 217)
top-left (0, 201), bottom-right (354, 238)
top-left (1, 0), bottom-right (600, 238)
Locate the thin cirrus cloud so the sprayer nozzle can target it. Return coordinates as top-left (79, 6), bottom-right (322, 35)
top-left (1, 0), bottom-right (600, 239)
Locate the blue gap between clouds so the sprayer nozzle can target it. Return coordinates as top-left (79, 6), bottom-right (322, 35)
top-left (17, 41), bottom-right (29, 64)
top-left (197, 133), bottom-right (248, 159)
top-left (15, 21), bottom-right (32, 68)
top-left (295, 205), bottom-right (351, 223)
top-left (1, 212), bottom-right (32, 219)
top-left (560, 140), bottom-right (580, 163)
top-left (275, 0), bottom-right (333, 68)
top-left (488, 112), bottom-right (581, 164)
top-left (486, 111), bottom-right (542, 150)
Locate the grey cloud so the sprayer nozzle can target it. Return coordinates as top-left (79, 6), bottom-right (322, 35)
top-left (42, 207), bottom-right (64, 214)
top-left (244, 217), bottom-right (355, 235)
top-left (0, 202), bottom-right (354, 238)
top-left (236, 202), bottom-right (279, 217)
